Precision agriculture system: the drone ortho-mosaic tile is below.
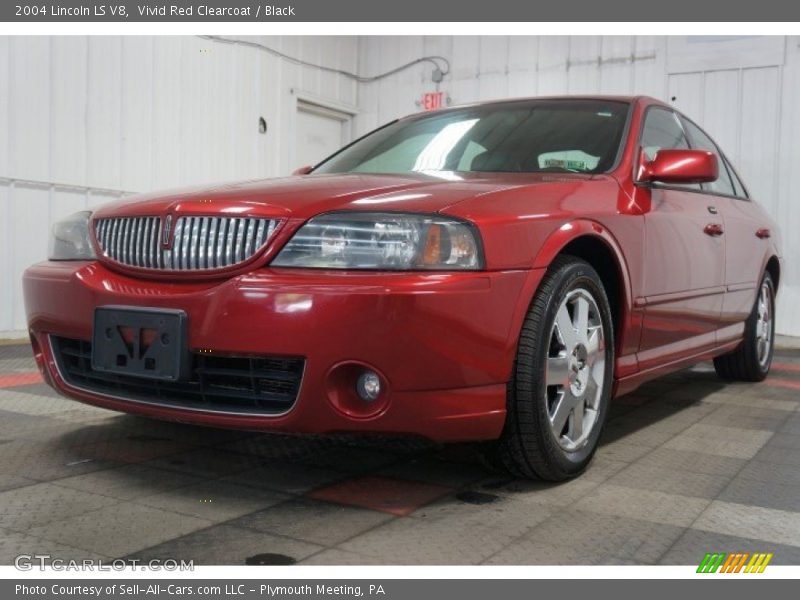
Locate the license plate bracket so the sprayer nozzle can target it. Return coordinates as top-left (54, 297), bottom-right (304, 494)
top-left (92, 306), bottom-right (189, 381)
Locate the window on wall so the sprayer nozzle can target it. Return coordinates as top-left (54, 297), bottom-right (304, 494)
top-left (640, 107), bottom-right (699, 190)
top-left (679, 117), bottom-right (737, 197)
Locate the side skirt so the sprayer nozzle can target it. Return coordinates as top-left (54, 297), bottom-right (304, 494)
top-left (612, 339), bottom-right (741, 397)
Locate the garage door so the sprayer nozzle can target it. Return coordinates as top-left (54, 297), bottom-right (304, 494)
top-left (294, 101), bottom-right (351, 169)
top-left (667, 67), bottom-right (781, 216)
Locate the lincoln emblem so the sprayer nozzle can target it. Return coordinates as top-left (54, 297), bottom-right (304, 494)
top-left (163, 214), bottom-right (173, 247)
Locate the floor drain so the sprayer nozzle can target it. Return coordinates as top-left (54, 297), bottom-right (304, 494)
top-left (245, 553), bottom-right (297, 566)
top-left (456, 490), bottom-right (501, 505)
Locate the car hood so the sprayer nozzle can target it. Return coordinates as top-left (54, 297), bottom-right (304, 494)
top-left (92, 172), bottom-right (602, 221)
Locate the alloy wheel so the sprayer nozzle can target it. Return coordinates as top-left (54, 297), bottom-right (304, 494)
top-left (755, 281), bottom-right (773, 369)
top-left (545, 288), bottom-right (606, 452)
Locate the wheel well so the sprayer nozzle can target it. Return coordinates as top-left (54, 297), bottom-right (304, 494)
top-left (766, 256), bottom-right (780, 291)
top-left (557, 236), bottom-right (624, 337)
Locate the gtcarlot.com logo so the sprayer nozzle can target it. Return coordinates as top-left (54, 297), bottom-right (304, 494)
top-left (697, 552), bottom-right (773, 573)
top-left (14, 555), bottom-right (194, 571)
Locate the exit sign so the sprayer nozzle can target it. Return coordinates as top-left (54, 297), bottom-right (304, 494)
top-left (421, 91), bottom-right (445, 111)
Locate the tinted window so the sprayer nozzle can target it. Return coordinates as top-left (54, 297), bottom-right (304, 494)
top-left (640, 108), bottom-right (698, 190)
top-left (680, 117), bottom-right (736, 197)
top-left (314, 100), bottom-right (629, 175)
top-left (724, 156), bottom-right (749, 198)
top-left (641, 108), bottom-right (689, 160)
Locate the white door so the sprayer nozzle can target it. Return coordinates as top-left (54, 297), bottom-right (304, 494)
top-left (666, 67), bottom-right (781, 213)
top-left (293, 101), bottom-right (350, 169)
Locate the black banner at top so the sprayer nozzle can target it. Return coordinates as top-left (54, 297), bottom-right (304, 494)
top-left (3, 0), bottom-right (800, 22)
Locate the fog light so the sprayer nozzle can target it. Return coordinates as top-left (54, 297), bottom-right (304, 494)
top-left (356, 371), bottom-right (381, 401)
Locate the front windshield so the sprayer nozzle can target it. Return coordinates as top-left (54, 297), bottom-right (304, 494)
top-left (313, 99), bottom-right (630, 176)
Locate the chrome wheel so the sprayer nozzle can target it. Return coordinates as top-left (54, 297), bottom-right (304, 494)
top-left (713, 272), bottom-right (775, 383)
top-left (755, 281), bottom-right (773, 368)
top-left (495, 256), bottom-right (614, 480)
top-left (546, 288), bottom-right (606, 452)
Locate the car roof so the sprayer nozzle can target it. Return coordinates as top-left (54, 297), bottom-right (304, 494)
top-left (402, 95), bottom-right (667, 120)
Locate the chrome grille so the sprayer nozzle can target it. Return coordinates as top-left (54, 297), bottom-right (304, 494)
top-left (94, 216), bottom-right (278, 271)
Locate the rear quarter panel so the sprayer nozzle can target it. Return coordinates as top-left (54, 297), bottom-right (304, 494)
top-left (719, 196), bottom-right (783, 341)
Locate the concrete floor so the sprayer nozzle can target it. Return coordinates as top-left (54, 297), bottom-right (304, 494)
top-left (1, 342), bottom-right (799, 566)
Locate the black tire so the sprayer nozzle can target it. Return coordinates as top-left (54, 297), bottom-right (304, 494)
top-left (713, 272), bottom-right (775, 382)
top-left (489, 255), bottom-right (615, 481)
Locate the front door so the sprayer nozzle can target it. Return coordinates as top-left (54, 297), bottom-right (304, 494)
top-left (637, 107), bottom-right (726, 370)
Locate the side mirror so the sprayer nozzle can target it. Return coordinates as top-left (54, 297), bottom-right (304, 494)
top-left (638, 149), bottom-right (719, 184)
top-left (292, 165), bottom-right (313, 176)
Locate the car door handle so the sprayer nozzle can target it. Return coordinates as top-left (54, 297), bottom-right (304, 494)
top-left (704, 223), bottom-right (724, 236)
top-left (756, 228), bottom-right (771, 239)
top-left (707, 206), bottom-right (718, 214)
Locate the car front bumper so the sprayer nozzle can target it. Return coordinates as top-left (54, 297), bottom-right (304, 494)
top-left (23, 261), bottom-right (540, 441)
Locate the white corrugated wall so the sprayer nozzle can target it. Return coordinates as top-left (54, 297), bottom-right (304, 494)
top-left (355, 36), bottom-right (800, 337)
top-left (1, 35), bottom-right (799, 338)
top-left (0, 35), bottom-right (359, 335)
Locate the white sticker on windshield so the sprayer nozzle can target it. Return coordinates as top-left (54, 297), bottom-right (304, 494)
top-left (538, 150), bottom-right (600, 171)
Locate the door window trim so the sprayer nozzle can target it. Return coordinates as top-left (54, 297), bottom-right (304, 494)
top-left (678, 113), bottom-right (750, 201)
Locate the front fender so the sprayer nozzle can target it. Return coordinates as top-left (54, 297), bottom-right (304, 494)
top-left (504, 219), bottom-right (640, 381)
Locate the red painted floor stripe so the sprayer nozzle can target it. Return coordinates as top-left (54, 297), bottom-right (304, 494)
top-left (765, 377), bottom-right (800, 391)
top-left (772, 362), bottom-right (800, 374)
top-left (0, 372), bottom-right (43, 388)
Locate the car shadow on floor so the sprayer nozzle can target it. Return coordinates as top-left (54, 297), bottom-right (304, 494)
top-left (41, 361), bottom-right (733, 502)
top-left (599, 364), bottom-right (730, 446)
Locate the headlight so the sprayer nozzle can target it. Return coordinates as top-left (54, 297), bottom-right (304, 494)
top-left (272, 212), bottom-right (483, 270)
top-left (48, 211), bottom-right (97, 260)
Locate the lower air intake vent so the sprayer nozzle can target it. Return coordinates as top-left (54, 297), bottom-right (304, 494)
top-left (51, 336), bottom-right (303, 415)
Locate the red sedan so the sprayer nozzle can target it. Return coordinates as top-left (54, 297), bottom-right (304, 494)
top-left (24, 96), bottom-right (782, 480)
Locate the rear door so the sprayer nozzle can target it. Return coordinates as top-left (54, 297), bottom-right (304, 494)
top-left (679, 115), bottom-right (768, 344)
top-left (637, 107), bottom-right (727, 369)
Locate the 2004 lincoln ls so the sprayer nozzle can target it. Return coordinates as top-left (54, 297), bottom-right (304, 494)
top-left (23, 96), bottom-right (783, 480)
